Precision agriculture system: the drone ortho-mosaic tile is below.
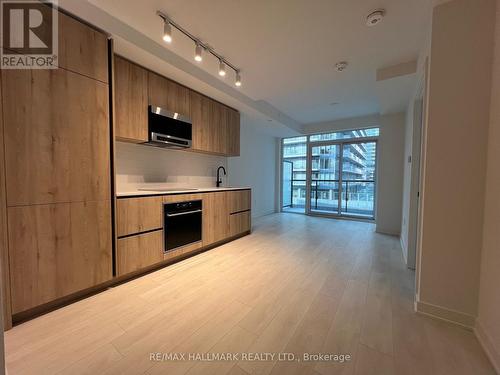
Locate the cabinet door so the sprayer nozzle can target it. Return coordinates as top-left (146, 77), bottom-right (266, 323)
top-left (116, 197), bottom-right (163, 237)
top-left (114, 56), bottom-right (148, 142)
top-left (228, 190), bottom-right (251, 213)
top-left (2, 68), bottom-right (110, 206)
top-left (8, 201), bottom-right (113, 314)
top-left (190, 91), bottom-right (212, 153)
top-left (227, 108), bottom-right (240, 156)
top-left (148, 72), bottom-right (190, 116)
top-left (229, 211), bottom-right (251, 237)
top-left (0, 73), bottom-right (12, 329)
top-left (117, 231), bottom-right (163, 276)
top-left (209, 100), bottom-right (227, 155)
top-left (203, 192), bottom-right (230, 246)
top-left (58, 11), bottom-right (108, 83)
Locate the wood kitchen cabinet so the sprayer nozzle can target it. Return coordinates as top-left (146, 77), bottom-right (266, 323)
top-left (117, 231), bottom-right (164, 276)
top-left (113, 54), bottom-right (240, 156)
top-left (0, 10), bottom-right (113, 319)
top-left (2, 68), bottom-right (110, 207)
top-left (226, 107), bottom-right (241, 156)
top-left (229, 211), bottom-right (251, 237)
top-left (190, 91), bottom-right (213, 153)
top-left (8, 201), bottom-right (112, 314)
top-left (116, 196), bottom-right (163, 237)
top-left (58, 11), bottom-right (109, 83)
top-left (148, 71), bottom-right (190, 117)
top-left (115, 189), bottom-right (251, 277)
top-left (203, 192), bottom-right (230, 245)
top-left (228, 190), bottom-right (251, 213)
top-left (114, 56), bottom-right (149, 142)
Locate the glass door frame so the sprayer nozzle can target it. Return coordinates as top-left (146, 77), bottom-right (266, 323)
top-left (305, 137), bottom-right (378, 220)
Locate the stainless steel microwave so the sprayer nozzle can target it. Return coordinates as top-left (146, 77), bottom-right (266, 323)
top-left (143, 105), bottom-right (192, 149)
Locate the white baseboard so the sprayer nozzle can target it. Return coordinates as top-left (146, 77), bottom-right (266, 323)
top-left (415, 300), bottom-right (476, 329)
top-left (475, 320), bottom-right (500, 374)
top-left (375, 227), bottom-right (400, 236)
top-left (252, 209), bottom-right (276, 219)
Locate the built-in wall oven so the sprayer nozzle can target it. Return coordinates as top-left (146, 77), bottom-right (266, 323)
top-left (164, 200), bottom-right (202, 252)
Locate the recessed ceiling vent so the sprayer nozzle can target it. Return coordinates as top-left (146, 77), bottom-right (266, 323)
top-left (366, 9), bottom-right (386, 26)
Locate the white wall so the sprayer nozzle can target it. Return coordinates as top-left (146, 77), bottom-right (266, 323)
top-left (416, 0), bottom-right (495, 325)
top-left (304, 112), bottom-right (406, 236)
top-left (228, 117), bottom-right (279, 218)
top-left (115, 142), bottom-right (227, 191)
top-left (477, 0), bottom-right (500, 371)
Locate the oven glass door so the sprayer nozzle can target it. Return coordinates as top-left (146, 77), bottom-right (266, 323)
top-left (164, 206), bottom-right (202, 251)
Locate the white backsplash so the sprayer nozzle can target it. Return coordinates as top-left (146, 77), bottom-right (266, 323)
top-left (115, 142), bottom-right (227, 192)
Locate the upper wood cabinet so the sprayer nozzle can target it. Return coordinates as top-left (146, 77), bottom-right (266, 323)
top-left (113, 55), bottom-right (240, 156)
top-left (148, 72), bottom-right (190, 117)
top-left (190, 91), bottom-right (212, 153)
top-left (58, 11), bottom-right (108, 83)
top-left (226, 108), bottom-right (241, 156)
top-left (2, 68), bottom-right (110, 207)
top-left (114, 56), bottom-right (149, 142)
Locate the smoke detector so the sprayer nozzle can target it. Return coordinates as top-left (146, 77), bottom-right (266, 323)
top-left (335, 61), bottom-right (348, 72)
top-left (366, 9), bottom-right (385, 26)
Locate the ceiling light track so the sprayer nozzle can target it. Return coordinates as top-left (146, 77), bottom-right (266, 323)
top-left (157, 10), bottom-right (242, 86)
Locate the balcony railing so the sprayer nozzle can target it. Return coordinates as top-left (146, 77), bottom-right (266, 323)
top-left (283, 178), bottom-right (375, 218)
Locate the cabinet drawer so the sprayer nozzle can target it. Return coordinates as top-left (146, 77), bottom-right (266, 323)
top-left (229, 211), bottom-right (251, 237)
top-left (116, 197), bottom-right (163, 236)
top-left (117, 230), bottom-right (164, 276)
top-left (228, 190), bottom-right (251, 213)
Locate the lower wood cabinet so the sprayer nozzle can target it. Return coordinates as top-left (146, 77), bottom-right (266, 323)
top-left (228, 190), bottom-right (251, 213)
top-left (203, 192), bottom-right (230, 246)
top-left (116, 196), bottom-right (163, 237)
top-left (8, 201), bottom-right (113, 314)
top-left (229, 211), bottom-right (251, 237)
top-left (115, 190), bottom-right (251, 277)
top-left (117, 230), bottom-right (163, 276)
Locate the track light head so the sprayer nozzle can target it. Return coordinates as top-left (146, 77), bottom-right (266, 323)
top-left (218, 60), bottom-right (226, 77)
top-left (194, 43), bottom-right (203, 62)
top-left (235, 71), bottom-right (242, 87)
top-left (163, 21), bottom-right (172, 43)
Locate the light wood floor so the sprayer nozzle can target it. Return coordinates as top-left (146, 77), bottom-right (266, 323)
top-left (4, 213), bottom-right (496, 375)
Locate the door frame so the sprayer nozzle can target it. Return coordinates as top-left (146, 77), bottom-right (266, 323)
top-left (306, 137), bottom-right (378, 220)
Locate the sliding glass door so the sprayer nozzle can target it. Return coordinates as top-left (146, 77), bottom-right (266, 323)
top-left (306, 140), bottom-right (377, 219)
top-left (308, 144), bottom-right (341, 214)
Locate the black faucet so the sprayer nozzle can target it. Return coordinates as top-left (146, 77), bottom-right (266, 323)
top-left (216, 166), bottom-right (226, 188)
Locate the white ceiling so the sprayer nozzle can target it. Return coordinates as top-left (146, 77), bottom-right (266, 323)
top-left (78, 0), bottom-right (432, 129)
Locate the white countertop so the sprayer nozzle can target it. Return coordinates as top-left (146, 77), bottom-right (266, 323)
top-left (116, 186), bottom-right (251, 198)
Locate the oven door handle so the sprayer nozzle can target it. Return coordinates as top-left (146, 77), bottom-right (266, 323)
top-left (166, 209), bottom-right (202, 217)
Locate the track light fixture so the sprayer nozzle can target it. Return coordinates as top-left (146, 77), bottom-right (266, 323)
top-left (194, 43), bottom-right (203, 62)
top-left (162, 21), bottom-right (172, 43)
top-left (156, 10), bottom-right (242, 87)
top-left (235, 71), bottom-right (242, 87)
top-left (218, 60), bottom-right (226, 77)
